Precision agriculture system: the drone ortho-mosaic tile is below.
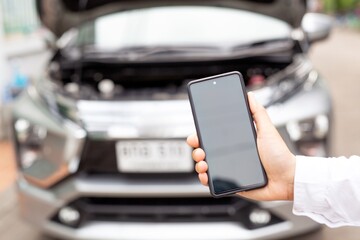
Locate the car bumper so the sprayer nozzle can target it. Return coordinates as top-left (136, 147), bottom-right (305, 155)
top-left (18, 176), bottom-right (320, 240)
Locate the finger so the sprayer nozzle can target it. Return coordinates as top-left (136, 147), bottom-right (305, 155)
top-left (192, 148), bottom-right (206, 163)
top-left (198, 173), bottom-right (209, 186)
top-left (187, 133), bottom-right (200, 148)
top-left (195, 161), bottom-right (208, 173)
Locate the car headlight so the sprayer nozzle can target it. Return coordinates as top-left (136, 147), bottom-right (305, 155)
top-left (13, 116), bottom-right (86, 188)
top-left (14, 119), bottom-right (47, 169)
top-left (286, 114), bottom-right (330, 157)
top-left (252, 57), bottom-right (330, 157)
top-left (254, 57), bottom-right (317, 108)
top-left (12, 84), bottom-right (87, 189)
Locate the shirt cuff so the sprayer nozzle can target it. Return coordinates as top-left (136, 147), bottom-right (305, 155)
top-left (292, 155), bottom-right (347, 227)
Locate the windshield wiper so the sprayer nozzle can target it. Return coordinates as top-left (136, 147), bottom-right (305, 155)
top-left (231, 38), bottom-right (293, 56)
top-left (84, 45), bottom-right (221, 61)
top-left (79, 38), bottom-right (293, 62)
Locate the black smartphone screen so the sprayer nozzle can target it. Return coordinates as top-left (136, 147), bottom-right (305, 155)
top-left (188, 72), bottom-right (267, 197)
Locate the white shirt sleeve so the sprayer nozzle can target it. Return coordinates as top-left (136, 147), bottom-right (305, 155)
top-left (293, 155), bottom-right (360, 227)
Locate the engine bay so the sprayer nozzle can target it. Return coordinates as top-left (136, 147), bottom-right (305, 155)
top-left (48, 56), bottom-right (292, 101)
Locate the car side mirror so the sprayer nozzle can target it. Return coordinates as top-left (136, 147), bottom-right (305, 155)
top-left (302, 13), bottom-right (334, 43)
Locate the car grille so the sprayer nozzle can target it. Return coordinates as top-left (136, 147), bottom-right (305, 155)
top-left (52, 196), bottom-right (284, 230)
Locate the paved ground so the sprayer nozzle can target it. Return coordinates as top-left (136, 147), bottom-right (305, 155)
top-left (1, 27), bottom-right (360, 239)
top-left (308, 27), bottom-right (360, 157)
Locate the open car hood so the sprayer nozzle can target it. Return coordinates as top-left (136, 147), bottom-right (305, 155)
top-left (37, 0), bottom-right (306, 37)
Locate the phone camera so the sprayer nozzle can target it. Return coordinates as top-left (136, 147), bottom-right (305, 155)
top-left (213, 81), bottom-right (217, 85)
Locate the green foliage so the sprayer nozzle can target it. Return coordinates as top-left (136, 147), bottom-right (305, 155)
top-left (323, 0), bottom-right (360, 13)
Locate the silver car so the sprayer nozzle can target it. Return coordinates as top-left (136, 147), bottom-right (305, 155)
top-left (12, 0), bottom-right (333, 239)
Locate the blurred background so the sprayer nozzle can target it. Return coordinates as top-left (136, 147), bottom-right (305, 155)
top-left (0, 0), bottom-right (360, 239)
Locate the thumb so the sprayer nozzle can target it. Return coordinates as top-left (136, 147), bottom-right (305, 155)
top-left (247, 92), bottom-right (277, 135)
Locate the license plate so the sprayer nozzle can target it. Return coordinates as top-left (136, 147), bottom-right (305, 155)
top-left (116, 140), bottom-right (193, 173)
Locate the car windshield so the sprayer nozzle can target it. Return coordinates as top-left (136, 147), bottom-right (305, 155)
top-left (73, 6), bottom-right (291, 51)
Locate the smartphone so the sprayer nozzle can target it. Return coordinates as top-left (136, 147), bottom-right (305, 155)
top-left (187, 71), bottom-right (267, 197)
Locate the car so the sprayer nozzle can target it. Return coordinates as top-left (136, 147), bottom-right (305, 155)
top-left (11, 0), bottom-right (333, 239)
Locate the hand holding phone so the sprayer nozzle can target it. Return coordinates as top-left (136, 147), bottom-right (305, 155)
top-left (187, 72), bottom-right (267, 197)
